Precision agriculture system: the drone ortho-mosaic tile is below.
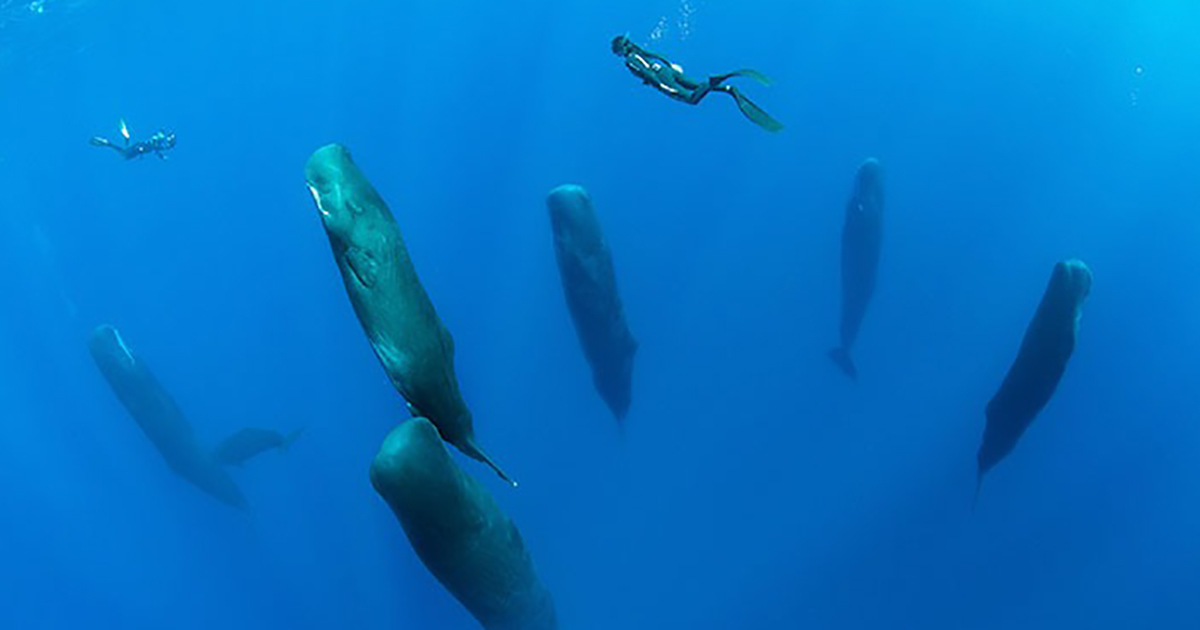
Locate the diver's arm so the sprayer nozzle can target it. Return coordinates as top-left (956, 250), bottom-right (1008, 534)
top-left (625, 56), bottom-right (662, 88)
top-left (625, 54), bottom-right (651, 74)
top-left (630, 44), bottom-right (671, 65)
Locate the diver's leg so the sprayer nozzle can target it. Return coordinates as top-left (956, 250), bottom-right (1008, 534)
top-left (683, 83), bottom-right (713, 105)
top-left (709, 73), bottom-right (735, 87)
top-left (722, 86), bottom-right (784, 132)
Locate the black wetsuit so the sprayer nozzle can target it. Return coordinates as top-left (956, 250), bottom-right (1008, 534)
top-left (90, 130), bottom-right (176, 160)
top-left (620, 44), bottom-right (718, 104)
top-left (611, 35), bottom-right (783, 132)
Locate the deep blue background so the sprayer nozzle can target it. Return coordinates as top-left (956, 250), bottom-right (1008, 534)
top-left (3, 0), bottom-right (1200, 628)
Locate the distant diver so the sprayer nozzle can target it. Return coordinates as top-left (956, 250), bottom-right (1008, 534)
top-left (611, 34), bottom-right (783, 132)
top-left (90, 119), bottom-right (176, 160)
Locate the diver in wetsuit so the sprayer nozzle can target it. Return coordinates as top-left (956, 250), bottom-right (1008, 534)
top-left (611, 34), bottom-right (783, 132)
top-left (90, 122), bottom-right (176, 160)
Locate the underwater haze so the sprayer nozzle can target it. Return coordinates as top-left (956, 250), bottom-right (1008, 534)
top-left (3, 0), bottom-right (1200, 628)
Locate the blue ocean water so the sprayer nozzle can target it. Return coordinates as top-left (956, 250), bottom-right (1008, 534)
top-left (2, 0), bottom-right (1200, 628)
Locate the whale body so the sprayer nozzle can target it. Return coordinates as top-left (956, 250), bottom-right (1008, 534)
top-left (547, 184), bottom-right (637, 420)
top-left (305, 143), bottom-right (511, 484)
top-left (89, 325), bottom-right (248, 510)
top-left (976, 259), bottom-right (1093, 497)
top-left (371, 418), bottom-right (557, 630)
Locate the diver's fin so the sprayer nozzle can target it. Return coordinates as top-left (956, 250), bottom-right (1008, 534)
top-left (728, 87), bottom-right (784, 132)
top-left (728, 68), bottom-right (773, 86)
top-left (89, 136), bottom-right (110, 147)
top-left (280, 427), bottom-right (307, 452)
top-left (828, 347), bottom-right (857, 380)
top-left (461, 437), bottom-right (517, 488)
top-left (712, 69), bottom-right (772, 87)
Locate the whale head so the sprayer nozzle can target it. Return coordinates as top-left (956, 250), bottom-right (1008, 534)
top-left (853, 158), bottom-right (884, 210)
top-left (89, 324), bottom-right (137, 370)
top-left (1052, 258), bottom-right (1093, 306)
top-left (305, 143), bottom-right (364, 246)
top-left (305, 143), bottom-right (397, 291)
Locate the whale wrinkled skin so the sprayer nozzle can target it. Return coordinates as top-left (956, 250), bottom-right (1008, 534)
top-left (305, 143), bottom-right (511, 484)
top-left (371, 418), bottom-right (557, 630)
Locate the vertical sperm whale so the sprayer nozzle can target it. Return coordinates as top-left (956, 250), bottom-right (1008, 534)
top-left (829, 158), bottom-right (884, 380)
top-left (547, 184), bottom-right (637, 421)
top-left (305, 143), bottom-right (512, 485)
top-left (976, 259), bottom-right (1092, 503)
top-left (371, 418), bottom-right (557, 630)
top-left (89, 325), bottom-right (248, 510)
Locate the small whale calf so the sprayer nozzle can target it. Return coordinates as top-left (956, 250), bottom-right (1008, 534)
top-left (829, 158), bottom-right (885, 380)
top-left (89, 325), bottom-right (248, 510)
top-left (546, 184), bottom-right (637, 421)
top-left (211, 427), bottom-right (305, 467)
top-left (371, 417), bottom-right (557, 630)
top-left (976, 259), bottom-right (1092, 501)
top-left (305, 143), bottom-right (512, 485)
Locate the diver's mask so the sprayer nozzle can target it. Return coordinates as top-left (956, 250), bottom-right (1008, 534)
top-left (611, 34), bottom-right (633, 56)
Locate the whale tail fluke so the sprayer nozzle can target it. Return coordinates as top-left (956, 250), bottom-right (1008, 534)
top-left (828, 347), bottom-right (858, 380)
top-left (614, 412), bottom-right (629, 447)
top-left (281, 427), bottom-right (307, 453)
top-left (461, 437), bottom-right (517, 488)
top-left (971, 471), bottom-right (985, 513)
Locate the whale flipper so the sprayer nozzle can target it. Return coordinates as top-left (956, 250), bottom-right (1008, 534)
top-left (461, 437), bottom-right (517, 488)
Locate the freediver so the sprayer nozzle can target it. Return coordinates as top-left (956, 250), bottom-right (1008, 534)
top-left (90, 120), bottom-right (176, 160)
top-left (611, 34), bottom-right (783, 132)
